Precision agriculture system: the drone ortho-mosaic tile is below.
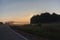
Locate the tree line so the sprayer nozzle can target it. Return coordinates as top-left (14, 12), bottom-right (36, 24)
top-left (30, 12), bottom-right (60, 24)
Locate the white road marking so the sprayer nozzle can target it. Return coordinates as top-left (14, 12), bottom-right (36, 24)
top-left (0, 24), bottom-right (29, 40)
top-left (9, 26), bottom-right (28, 40)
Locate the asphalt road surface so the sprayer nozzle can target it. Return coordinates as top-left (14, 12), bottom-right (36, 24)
top-left (0, 24), bottom-right (28, 40)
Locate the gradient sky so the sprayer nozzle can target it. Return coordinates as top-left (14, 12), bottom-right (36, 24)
top-left (0, 0), bottom-right (60, 23)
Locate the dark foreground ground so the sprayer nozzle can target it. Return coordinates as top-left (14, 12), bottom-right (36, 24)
top-left (10, 24), bottom-right (49, 40)
top-left (0, 24), bottom-right (48, 40)
top-left (0, 24), bottom-right (28, 40)
top-left (13, 29), bottom-right (48, 40)
top-left (0, 24), bottom-right (60, 40)
top-left (10, 23), bottom-right (60, 40)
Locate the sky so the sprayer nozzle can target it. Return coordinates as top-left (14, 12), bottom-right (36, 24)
top-left (0, 0), bottom-right (60, 24)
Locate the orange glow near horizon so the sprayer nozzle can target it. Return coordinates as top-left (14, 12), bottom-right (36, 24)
top-left (0, 14), bottom-right (33, 24)
top-left (0, 17), bottom-right (29, 23)
top-left (0, 10), bottom-right (38, 24)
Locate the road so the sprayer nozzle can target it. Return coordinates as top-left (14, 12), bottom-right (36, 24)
top-left (0, 24), bottom-right (28, 40)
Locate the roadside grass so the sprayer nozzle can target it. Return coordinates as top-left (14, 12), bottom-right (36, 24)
top-left (10, 23), bottom-right (60, 40)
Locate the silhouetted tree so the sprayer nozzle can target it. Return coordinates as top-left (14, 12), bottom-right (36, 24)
top-left (30, 15), bottom-right (40, 24)
top-left (30, 12), bottom-right (60, 24)
top-left (39, 12), bottom-right (51, 23)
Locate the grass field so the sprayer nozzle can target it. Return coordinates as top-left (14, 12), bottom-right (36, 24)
top-left (10, 23), bottom-right (60, 40)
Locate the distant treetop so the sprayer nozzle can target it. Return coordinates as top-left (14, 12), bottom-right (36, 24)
top-left (30, 12), bottom-right (60, 24)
